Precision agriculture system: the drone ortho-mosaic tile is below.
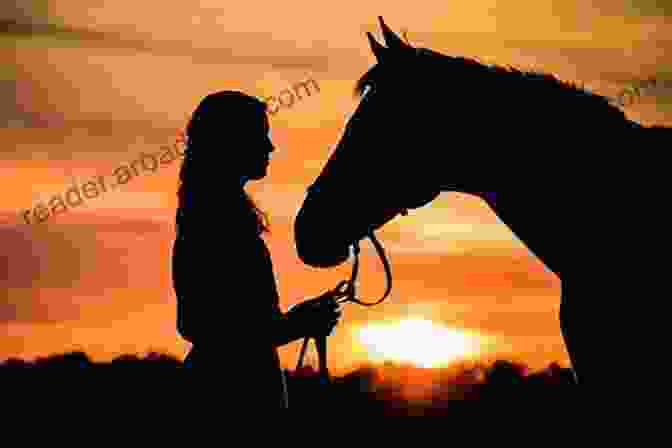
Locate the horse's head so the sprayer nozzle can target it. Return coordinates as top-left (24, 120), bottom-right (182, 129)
top-left (295, 15), bottom-right (645, 270)
top-left (294, 17), bottom-right (473, 268)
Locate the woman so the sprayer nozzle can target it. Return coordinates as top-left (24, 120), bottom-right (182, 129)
top-left (172, 90), bottom-right (342, 409)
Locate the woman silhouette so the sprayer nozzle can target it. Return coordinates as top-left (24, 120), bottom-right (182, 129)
top-left (172, 90), bottom-right (341, 409)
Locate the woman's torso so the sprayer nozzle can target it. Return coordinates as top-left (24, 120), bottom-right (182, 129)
top-left (172, 198), bottom-right (287, 408)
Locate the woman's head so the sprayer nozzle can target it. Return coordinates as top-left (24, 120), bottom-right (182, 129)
top-left (177, 90), bottom-right (274, 237)
top-left (184, 90), bottom-right (274, 182)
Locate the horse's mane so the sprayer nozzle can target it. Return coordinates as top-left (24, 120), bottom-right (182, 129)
top-left (352, 44), bottom-right (636, 127)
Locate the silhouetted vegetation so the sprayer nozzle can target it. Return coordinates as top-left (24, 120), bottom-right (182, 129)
top-left (0, 352), bottom-right (575, 413)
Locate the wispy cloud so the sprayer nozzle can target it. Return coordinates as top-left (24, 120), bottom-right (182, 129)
top-left (2, 20), bottom-right (332, 71)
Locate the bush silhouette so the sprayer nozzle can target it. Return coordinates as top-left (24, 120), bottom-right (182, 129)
top-left (1, 351), bottom-right (575, 413)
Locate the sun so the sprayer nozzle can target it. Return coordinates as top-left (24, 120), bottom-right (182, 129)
top-left (354, 318), bottom-right (485, 368)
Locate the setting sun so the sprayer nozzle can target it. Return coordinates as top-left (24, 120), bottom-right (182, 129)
top-left (354, 318), bottom-right (488, 368)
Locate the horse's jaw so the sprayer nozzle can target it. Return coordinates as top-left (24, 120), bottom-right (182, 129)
top-left (293, 198), bottom-right (352, 269)
top-left (294, 181), bottom-right (443, 269)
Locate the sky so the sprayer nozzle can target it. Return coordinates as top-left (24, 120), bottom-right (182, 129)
top-left (2, 1), bottom-right (671, 375)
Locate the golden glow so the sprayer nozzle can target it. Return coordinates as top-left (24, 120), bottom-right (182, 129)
top-left (355, 318), bottom-right (486, 368)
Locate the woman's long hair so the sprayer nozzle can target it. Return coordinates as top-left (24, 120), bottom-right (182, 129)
top-left (176, 91), bottom-right (271, 239)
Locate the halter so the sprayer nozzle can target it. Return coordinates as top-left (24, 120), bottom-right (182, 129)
top-left (295, 210), bottom-right (405, 381)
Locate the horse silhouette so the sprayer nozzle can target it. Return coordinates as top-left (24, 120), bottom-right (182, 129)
top-left (295, 16), bottom-right (670, 385)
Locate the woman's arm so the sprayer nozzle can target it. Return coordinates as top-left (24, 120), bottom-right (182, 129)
top-left (271, 293), bottom-right (342, 348)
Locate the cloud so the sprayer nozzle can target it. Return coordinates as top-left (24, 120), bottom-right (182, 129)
top-left (2, 20), bottom-right (331, 71)
top-left (383, 249), bottom-right (559, 296)
top-left (0, 212), bottom-right (174, 324)
top-left (1, 19), bottom-right (335, 157)
top-left (0, 221), bottom-right (85, 290)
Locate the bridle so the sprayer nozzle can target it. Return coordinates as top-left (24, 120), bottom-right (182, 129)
top-left (294, 208), bottom-right (408, 382)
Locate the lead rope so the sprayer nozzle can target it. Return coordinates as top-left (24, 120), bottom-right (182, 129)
top-left (295, 224), bottom-right (397, 382)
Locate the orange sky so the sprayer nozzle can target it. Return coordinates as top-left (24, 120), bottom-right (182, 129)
top-left (2, 1), bottom-right (671, 375)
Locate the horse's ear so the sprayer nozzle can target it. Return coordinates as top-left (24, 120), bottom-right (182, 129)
top-left (378, 16), bottom-right (412, 52)
top-left (366, 31), bottom-right (386, 63)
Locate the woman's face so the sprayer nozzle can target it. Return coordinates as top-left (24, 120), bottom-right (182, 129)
top-left (242, 114), bottom-right (275, 181)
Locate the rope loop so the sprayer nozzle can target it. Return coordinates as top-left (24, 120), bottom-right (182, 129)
top-left (295, 230), bottom-right (393, 373)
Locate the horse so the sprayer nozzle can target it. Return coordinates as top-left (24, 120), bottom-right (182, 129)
top-left (294, 16), bottom-right (669, 385)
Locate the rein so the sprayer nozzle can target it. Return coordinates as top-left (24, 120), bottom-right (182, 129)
top-left (295, 220), bottom-right (400, 380)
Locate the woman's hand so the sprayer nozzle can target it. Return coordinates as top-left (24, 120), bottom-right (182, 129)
top-left (286, 292), bottom-right (343, 337)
